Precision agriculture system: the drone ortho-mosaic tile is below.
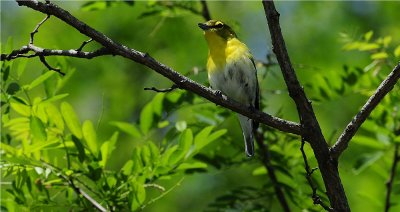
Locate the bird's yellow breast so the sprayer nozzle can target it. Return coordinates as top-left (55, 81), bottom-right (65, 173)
top-left (205, 31), bottom-right (251, 75)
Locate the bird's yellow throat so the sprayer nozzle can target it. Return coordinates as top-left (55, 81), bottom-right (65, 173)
top-left (204, 31), bottom-right (251, 74)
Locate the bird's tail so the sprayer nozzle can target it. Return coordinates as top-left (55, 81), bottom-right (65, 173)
top-left (238, 114), bottom-right (254, 157)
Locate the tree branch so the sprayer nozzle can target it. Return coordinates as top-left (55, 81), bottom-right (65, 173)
top-left (1, 45), bottom-right (111, 60)
top-left (262, 1), bottom-right (350, 210)
top-left (11, 0), bottom-right (301, 136)
top-left (300, 138), bottom-right (332, 211)
top-left (330, 63), bottom-right (400, 159)
top-left (385, 144), bottom-right (399, 212)
top-left (41, 161), bottom-right (107, 212)
top-left (255, 131), bottom-right (291, 212)
top-left (200, 0), bottom-right (211, 21)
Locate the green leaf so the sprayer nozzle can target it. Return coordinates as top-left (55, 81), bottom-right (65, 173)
top-left (383, 36), bottom-right (392, 47)
top-left (30, 116), bottom-right (47, 141)
top-left (252, 166), bottom-right (267, 176)
top-left (194, 126), bottom-right (214, 150)
top-left (17, 59), bottom-right (28, 79)
top-left (122, 160), bottom-right (134, 175)
top-left (353, 152), bottom-right (383, 174)
top-left (61, 102), bottom-right (82, 139)
top-left (352, 136), bottom-right (387, 150)
top-left (152, 93), bottom-right (165, 116)
top-left (177, 162), bottom-right (207, 170)
top-left (169, 129), bottom-right (193, 164)
top-left (394, 45), bottom-right (400, 57)
top-left (364, 30), bottom-right (373, 41)
top-left (358, 43), bottom-right (379, 51)
top-left (131, 182), bottom-right (146, 211)
top-left (42, 93), bottom-right (69, 103)
top-left (82, 120), bottom-right (98, 156)
top-left (26, 71), bottom-right (55, 91)
top-left (6, 82), bottom-right (20, 95)
top-left (10, 101), bottom-right (31, 117)
top-left (371, 52), bottom-right (388, 60)
top-left (140, 145), bottom-right (151, 166)
top-left (81, 1), bottom-right (108, 11)
top-left (110, 121), bottom-right (141, 138)
top-left (148, 141), bottom-right (160, 161)
top-left (140, 103), bottom-right (153, 134)
top-left (71, 136), bottom-right (86, 163)
top-left (175, 121), bottom-right (187, 132)
top-left (99, 141), bottom-right (110, 167)
top-left (45, 103), bottom-right (64, 131)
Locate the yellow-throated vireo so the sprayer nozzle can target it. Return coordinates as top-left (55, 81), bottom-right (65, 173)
top-left (198, 20), bottom-right (260, 157)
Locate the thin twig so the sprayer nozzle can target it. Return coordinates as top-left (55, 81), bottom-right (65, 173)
top-left (30, 14), bottom-right (50, 44)
top-left (144, 84), bottom-right (179, 92)
top-left (385, 144), bottom-right (400, 212)
top-left (255, 131), bottom-right (291, 212)
top-left (76, 38), bottom-right (93, 51)
top-left (200, 0), bottom-right (211, 21)
top-left (300, 138), bottom-right (333, 211)
top-left (39, 55), bottom-right (65, 76)
top-left (331, 63), bottom-right (400, 159)
top-left (40, 161), bottom-right (107, 212)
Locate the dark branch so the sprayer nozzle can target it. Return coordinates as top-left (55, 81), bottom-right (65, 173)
top-left (30, 14), bottom-right (50, 44)
top-left (76, 38), bottom-right (93, 51)
top-left (144, 84), bottom-right (179, 92)
top-left (13, 0), bottom-right (301, 136)
top-left (385, 144), bottom-right (399, 212)
top-left (255, 131), bottom-right (291, 212)
top-left (262, 1), bottom-right (349, 210)
top-left (331, 63), bottom-right (400, 159)
top-left (1, 45), bottom-right (111, 61)
top-left (39, 55), bottom-right (65, 76)
top-left (300, 139), bottom-right (333, 211)
top-left (200, 0), bottom-right (211, 21)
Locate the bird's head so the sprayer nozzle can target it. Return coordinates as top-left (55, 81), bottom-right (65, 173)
top-left (198, 20), bottom-right (237, 40)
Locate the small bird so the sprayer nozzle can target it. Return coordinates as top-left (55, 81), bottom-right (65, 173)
top-left (198, 20), bottom-right (260, 157)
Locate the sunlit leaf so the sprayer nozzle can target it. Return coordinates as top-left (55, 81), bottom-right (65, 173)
top-left (30, 116), bottom-right (47, 141)
top-left (371, 52), bottom-right (388, 60)
top-left (177, 162), bottom-right (207, 170)
top-left (61, 102), bottom-right (82, 139)
top-left (82, 120), bottom-right (98, 156)
top-left (122, 160), bottom-right (134, 175)
top-left (110, 121), bottom-right (141, 138)
top-left (394, 45), bottom-right (400, 57)
top-left (45, 103), bottom-right (64, 131)
top-left (26, 71), bottom-right (55, 91)
top-left (252, 166), bottom-right (267, 176)
top-left (364, 30), bottom-right (373, 41)
top-left (10, 101), bottom-right (31, 117)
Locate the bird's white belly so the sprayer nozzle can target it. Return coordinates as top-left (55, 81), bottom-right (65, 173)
top-left (209, 58), bottom-right (257, 106)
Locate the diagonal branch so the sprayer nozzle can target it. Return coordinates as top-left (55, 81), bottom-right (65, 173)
top-left (331, 63), bottom-right (400, 159)
top-left (200, 0), bottom-right (211, 21)
top-left (13, 0), bottom-right (301, 136)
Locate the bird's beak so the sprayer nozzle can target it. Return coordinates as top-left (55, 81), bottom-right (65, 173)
top-left (198, 23), bottom-right (210, 30)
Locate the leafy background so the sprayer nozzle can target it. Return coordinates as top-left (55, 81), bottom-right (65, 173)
top-left (1, 1), bottom-right (399, 211)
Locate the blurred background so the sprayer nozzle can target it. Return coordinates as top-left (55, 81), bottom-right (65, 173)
top-left (1, 1), bottom-right (399, 211)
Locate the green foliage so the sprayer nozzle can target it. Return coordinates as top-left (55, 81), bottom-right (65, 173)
top-left (2, 2), bottom-right (400, 212)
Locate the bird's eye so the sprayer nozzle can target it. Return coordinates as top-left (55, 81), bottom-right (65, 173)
top-left (215, 22), bottom-right (224, 28)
